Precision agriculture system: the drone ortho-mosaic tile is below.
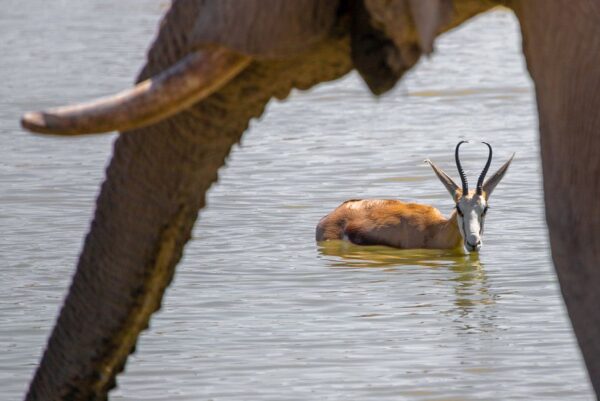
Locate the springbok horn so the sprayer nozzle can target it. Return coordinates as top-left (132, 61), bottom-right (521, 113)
top-left (476, 142), bottom-right (493, 195)
top-left (455, 140), bottom-right (469, 195)
top-left (21, 48), bottom-right (251, 136)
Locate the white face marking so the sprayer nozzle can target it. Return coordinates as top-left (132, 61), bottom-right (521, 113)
top-left (456, 194), bottom-right (488, 252)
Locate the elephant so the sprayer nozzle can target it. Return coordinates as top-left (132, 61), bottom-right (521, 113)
top-left (20, 0), bottom-right (600, 400)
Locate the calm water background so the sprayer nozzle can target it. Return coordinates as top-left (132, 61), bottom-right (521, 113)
top-left (0, 2), bottom-right (594, 400)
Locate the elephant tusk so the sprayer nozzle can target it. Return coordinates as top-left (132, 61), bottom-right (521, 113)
top-left (21, 48), bottom-right (252, 135)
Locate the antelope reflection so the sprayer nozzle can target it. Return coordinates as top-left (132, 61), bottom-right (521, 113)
top-left (317, 240), bottom-right (495, 315)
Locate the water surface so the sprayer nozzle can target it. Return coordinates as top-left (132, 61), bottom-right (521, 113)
top-left (0, 3), bottom-right (593, 400)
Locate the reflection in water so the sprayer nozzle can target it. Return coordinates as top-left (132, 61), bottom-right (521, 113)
top-left (449, 255), bottom-right (495, 315)
top-left (318, 240), bottom-right (495, 318)
top-left (317, 240), bottom-right (466, 268)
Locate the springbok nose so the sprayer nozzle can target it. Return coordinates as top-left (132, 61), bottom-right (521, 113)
top-left (466, 234), bottom-right (481, 247)
top-left (468, 240), bottom-right (481, 248)
top-left (466, 238), bottom-right (482, 252)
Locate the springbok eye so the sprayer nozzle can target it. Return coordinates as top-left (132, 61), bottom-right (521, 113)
top-left (456, 205), bottom-right (463, 217)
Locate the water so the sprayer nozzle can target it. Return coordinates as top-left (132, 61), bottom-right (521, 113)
top-left (0, 3), bottom-right (593, 400)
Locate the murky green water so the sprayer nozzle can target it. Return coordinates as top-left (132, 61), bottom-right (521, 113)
top-left (0, 2), bottom-right (593, 400)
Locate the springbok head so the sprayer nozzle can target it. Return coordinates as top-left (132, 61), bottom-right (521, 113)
top-left (425, 141), bottom-right (514, 252)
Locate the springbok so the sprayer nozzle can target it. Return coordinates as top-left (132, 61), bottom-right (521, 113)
top-left (316, 141), bottom-right (514, 252)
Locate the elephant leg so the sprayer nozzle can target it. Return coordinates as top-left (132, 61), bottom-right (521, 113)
top-left (25, 6), bottom-right (353, 401)
top-left (513, 0), bottom-right (600, 395)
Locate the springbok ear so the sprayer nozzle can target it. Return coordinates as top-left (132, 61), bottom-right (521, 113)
top-left (425, 159), bottom-right (460, 201)
top-left (482, 153), bottom-right (515, 199)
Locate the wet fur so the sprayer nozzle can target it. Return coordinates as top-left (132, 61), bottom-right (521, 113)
top-left (316, 199), bottom-right (462, 249)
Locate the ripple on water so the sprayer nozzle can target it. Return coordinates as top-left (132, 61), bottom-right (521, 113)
top-left (0, 5), bottom-right (593, 401)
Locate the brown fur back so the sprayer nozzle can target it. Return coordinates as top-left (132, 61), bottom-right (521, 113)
top-left (316, 199), bottom-right (457, 249)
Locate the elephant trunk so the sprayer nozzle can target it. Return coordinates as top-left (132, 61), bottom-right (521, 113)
top-left (24, 93), bottom-right (235, 401)
top-left (21, 48), bottom-right (251, 136)
top-left (24, 2), bottom-right (353, 398)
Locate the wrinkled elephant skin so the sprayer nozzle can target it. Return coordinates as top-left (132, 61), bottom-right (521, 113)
top-left (514, 0), bottom-right (600, 395)
top-left (20, 0), bottom-right (600, 400)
